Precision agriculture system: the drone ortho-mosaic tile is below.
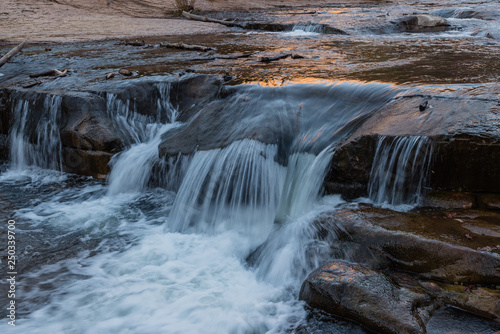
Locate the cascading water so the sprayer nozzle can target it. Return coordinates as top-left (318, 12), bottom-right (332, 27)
top-left (9, 94), bottom-right (63, 171)
top-left (105, 82), bottom-right (178, 145)
top-left (291, 22), bottom-right (324, 34)
top-left (2, 80), bottom-right (401, 334)
top-left (167, 139), bottom-right (286, 237)
top-left (106, 82), bottom-right (181, 195)
top-left (368, 135), bottom-right (434, 207)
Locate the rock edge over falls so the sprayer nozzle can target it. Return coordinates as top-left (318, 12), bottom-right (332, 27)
top-left (1, 74), bottom-right (500, 333)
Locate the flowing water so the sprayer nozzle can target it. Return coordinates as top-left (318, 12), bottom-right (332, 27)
top-left (0, 81), bottom-right (442, 333)
top-left (368, 135), bottom-right (434, 209)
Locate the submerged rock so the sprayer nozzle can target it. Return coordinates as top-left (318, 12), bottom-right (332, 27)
top-left (300, 261), bottom-right (436, 334)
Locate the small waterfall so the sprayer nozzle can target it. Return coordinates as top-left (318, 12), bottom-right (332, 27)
top-left (106, 82), bottom-right (180, 194)
top-left (106, 123), bottom-right (180, 195)
top-left (105, 82), bottom-right (178, 145)
top-left (274, 148), bottom-right (334, 224)
top-left (368, 136), bottom-right (434, 206)
top-left (292, 22), bottom-right (324, 34)
top-left (167, 139), bottom-right (286, 237)
top-left (10, 94), bottom-right (63, 171)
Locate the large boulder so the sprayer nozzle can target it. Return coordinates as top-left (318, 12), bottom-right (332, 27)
top-left (300, 261), bottom-right (437, 334)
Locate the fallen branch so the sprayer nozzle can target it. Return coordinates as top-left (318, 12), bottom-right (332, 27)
top-left (29, 69), bottom-right (68, 78)
top-left (126, 40), bottom-right (145, 46)
top-left (182, 11), bottom-right (236, 27)
top-left (0, 41), bottom-right (26, 69)
top-left (160, 42), bottom-right (214, 52)
top-left (219, 53), bottom-right (254, 59)
top-left (259, 53), bottom-right (291, 63)
top-left (188, 53), bottom-right (254, 62)
top-left (22, 81), bottom-right (42, 89)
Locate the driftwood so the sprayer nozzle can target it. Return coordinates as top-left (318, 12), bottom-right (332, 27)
top-left (22, 81), bottom-right (42, 89)
top-left (160, 42), bottom-right (214, 52)
top-left (187, 52), bottom-right (254, 62)
top-left (126, 40), bottom-right (145, 46)
top-left (182, 11), bottom-right (236, 27)
top-left (0, 42), bottom-right (26, 69)
top-left (259, 53), bottom-right (291, 63)
top-left (30, 69), bottom-right (68, 78)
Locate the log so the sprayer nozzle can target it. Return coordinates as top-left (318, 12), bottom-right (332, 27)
top-left (126, 40), bottom-right (145, 46)
top-left (0, 42), bottom-right (26, 69)
top-left (22, 81), bottom-right (42, 89)
top-left (259, 53), bottom-right (291, 63)
top-left (187, 53), bottom-right (254, 62)
top-left (160, 42), bottom-right (214, 52)
top-left (182, 11), bottom-right (236, 27)
top-left (29, 69), bottom-right (68, 78)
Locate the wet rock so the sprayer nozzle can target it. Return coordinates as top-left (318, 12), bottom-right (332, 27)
top-left (317, 207), bottom-right (500, 285)
top-left (119, 69), bottom-right (132, 76)
top-left (62, 147), bottom-right (113, 179)
top-left (324, 95), bottom-right (500, 198)
top-left (396, 14), bottom-right (450, 33)
top-left (0, 133), bottom-right (8, 160)
top-left (478, 194), bottom-right (500, 210)
top-left (169, 74), bottom-right (224, 122)
top-left (420, 280), bottom-right (500, 320)
top-left (324, 135), bottom-right (377, 199)
top-left (421, 191), bottom-right (476, 209)
top-left (431, 135), bottom-right (500, 193)
top-left (60, 92), bottom-right (123, 152)
top-left (300, 261), bottom-right (437, 334)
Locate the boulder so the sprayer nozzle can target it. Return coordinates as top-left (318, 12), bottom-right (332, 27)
top-left (300, 261), bottom-right (437, 334)
top-left (324, 135), bottom-right (377, 199)
top-left (60, 92), bottom-right (124, 152)
top-left (323, 94), bottom-right (500, 199)
top-left (62, 147), bottom-right (113, 180)
top-left (317, 207), bottom-right (500, 285)
top-left (396, 14), bottom-right (450, 33)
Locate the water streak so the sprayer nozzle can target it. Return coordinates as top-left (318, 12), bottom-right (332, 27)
top-left (368, 136), bottom-right (434, 206)
top-left (10, 94), bottom-right (63, 171)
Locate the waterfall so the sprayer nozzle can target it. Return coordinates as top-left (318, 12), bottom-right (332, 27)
top-left (167, 139), bottom-right (286, 237)
top-left (105, 82), bottom-right (178, 145)
top-left (106, 123), bottom-right (180, 195)
top-left (274, 148), bottom-right (334, 224)
top-left (9, 94), bottom-right (63, 171)
top-left (106, 82), bottom-right (180, 195)
top-left (368, 136), bottom-right (434, 206)
top-left (292, 22), bottom-right (323, 34)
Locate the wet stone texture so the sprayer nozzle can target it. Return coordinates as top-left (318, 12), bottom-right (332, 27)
top-left (302, 207), bottom-right (500, 333)
top-left (300, 261), bottom-right (437, 334)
